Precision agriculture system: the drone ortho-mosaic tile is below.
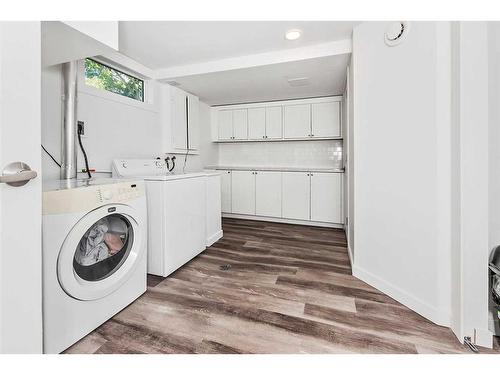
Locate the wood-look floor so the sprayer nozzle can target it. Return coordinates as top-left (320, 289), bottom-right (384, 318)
top-left (65, 218), bottom-right (500, 354)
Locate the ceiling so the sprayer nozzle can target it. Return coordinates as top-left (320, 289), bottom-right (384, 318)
top-left (164, 54), bottom-right (350, 105)
top-left (119, 21), bottom-right (358, 69)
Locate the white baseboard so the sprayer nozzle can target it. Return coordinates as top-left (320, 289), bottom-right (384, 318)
top-left (347, 242), bottom-right (354, 268)
top-left (222, 213), bottom-right (343, 229)
top-left (206, 230), bottom-right (223, 247)
top-left (352, 265), bottom-right (451, 327)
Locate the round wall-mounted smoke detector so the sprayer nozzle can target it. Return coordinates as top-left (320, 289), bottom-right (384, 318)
top-left (384, 21), bottom-right (410, 46)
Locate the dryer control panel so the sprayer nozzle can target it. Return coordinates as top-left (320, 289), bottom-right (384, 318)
top-left (112, 159), bottom-right (168, 178)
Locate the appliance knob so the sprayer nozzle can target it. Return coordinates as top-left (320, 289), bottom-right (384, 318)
top-left (102, 190), bottom-right (113, 200)
top-left (122, 162), bottom-right (128, 168)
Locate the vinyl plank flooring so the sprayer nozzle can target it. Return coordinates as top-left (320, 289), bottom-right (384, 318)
top-left (65, 217), bottom-right (498, 354)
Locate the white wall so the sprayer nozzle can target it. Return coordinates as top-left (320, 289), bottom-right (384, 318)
top-left (41, 64), bottom-right (216, 181)
top-left (351, 21), bottom-right (452, 326)
top-left (217, 140), bottom-right (342, 169)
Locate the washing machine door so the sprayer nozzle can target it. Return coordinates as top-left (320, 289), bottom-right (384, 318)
top-left (57, 203), bottom-right (144, 301)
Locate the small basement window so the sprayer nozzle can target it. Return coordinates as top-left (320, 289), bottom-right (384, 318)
top-left (84, 58), bottom-right (144, 102)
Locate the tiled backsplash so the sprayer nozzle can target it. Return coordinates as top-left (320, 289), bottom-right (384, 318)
top-left (217, 140), bottom-right (343, 169)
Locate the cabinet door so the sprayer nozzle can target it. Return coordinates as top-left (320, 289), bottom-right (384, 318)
top-left (218, 110), bottom-right (233, 140)
top-left (220, 170), bottom-right (232, 213)
top-left (282, 172), bottom-right (310, 220)
top-left (232, 109), bottom-right (248, 140)
top-left (311, 101), bottom-right (340, 138)
top-left (171, 88), bottom-right (187, 149)
top-left (248, 107), bottom-right (266, 140)
top-left (265, 106), bottom-right (282, 139)
top-left (283, 104), bottom-right (311, 139)
top-left (231, 170), bottom-right (255, 215)
top-left (255, 171), bottom-right (282, 217)
top-left (310, 173), bottom-right (343, 223)
top-left (187, 94), bottom-right (199, 150)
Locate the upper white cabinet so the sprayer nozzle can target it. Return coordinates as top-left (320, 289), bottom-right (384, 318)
top-left (248, 108), bottom-right (266, 140)
top-left (311, 101), bottom-right (340, 138)
top-left (265, 106), bottom-right (283, 139)
top-left (283, 104), bottom-right (311, 139)
top-left (170, 86), bottom-right (200, 152)
top-left (231, 170), bottom-right (255, 215)
top-left (232, 109), bottom-right (248, 140)
top-left (213, 96), bottom-right (340, 142)
top-left (217, 109), bottom-right (248, 140)
top-left (218, 110), bottom-right (233, 140)
top-left (248, 106), bottom-right (283, 140)
top-left (187, 94), bottom-right (200, 150)
top-left (255, 171), bottom-right (282, 217)
top-left (171, 87), bottom-right (188, 150)
top-left (310, 172), bottom-right (343, 223)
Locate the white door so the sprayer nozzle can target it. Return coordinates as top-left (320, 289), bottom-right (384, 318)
top-left (255, 171), bottom-right (282, 217)
top-left (220, 170), bottom-right (232, 213)
top-left (283, 104), bottom-right (311, 139)
top-left (282, 172), bottom-right (310, 220)
top-left (231, 170), bottom-right (255, 215)
top-left (171, 87), bottom-right (187, 150)
top-left (265, 106), bottom-right (283, 139)
top-left (218, 110), bottom-right (233, 140)
top-left (312, 101), bottom-right (341, 138)
top-left (232, 109), bottom-right (248, 140)
top-left (0, 22), bottom-right (42, 353)
top-left (310, 173), bottom-right (343, 223)
top-left (187, 94), bottom-right (199, 150)
top-left (248, 107), bottom-right (266, 140)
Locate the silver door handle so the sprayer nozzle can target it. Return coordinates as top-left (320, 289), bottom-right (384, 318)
top-left (0, 162), bottom-right (37, 187)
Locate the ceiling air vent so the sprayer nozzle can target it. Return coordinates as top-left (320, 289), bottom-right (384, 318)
top-left (384, 22), bottom-right (410, 47)
top-left (165, 80), bottom-right (181, 87)
top-left (287, 77), bottom-right (310, 87)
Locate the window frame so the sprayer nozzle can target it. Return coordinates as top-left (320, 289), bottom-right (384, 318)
top-left (77, 58), bottom-right (156, 112)
top-left (84, 57), bottom-right (145, 103)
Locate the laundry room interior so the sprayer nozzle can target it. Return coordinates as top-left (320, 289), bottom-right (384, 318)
top-left (2, 14), bottom-right (500, 362)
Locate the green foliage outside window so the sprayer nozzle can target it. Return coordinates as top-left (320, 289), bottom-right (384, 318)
top-left (85, 59), bottom-right (144, 102)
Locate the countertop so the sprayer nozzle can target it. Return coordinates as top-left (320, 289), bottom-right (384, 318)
top-left (206, 166), bottom-right (344, 173)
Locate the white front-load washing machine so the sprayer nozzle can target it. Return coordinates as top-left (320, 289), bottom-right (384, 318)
top-left (42, 178), bottom-right (147, 353)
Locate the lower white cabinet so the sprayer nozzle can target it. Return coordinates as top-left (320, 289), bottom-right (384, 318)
top-left (220, 170), bottom-right (232, 213)
top-left (220, 169), bottom-right (343, 225)
top-left (310, 172), bottom-right (343, 223)
top-left (282, 172), bottom-right (311, 220)
top-left (255, 171), bottom-right (282, 217)
top-left (231, 170), bottom-right (255, 215)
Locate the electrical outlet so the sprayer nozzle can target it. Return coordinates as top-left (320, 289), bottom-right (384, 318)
top-left (77, 121), bottom-right (85, 136)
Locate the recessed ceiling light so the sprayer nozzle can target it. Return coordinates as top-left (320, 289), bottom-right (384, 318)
top-left (285, 29), bottom-right (302, 41)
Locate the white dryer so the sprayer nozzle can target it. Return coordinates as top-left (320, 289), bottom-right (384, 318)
top-left (42, 178), bottom-right (147, 353)
top-left (112, 159), bottom-right (222, 277)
